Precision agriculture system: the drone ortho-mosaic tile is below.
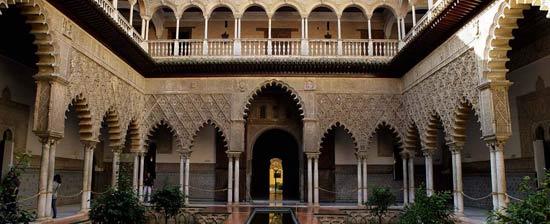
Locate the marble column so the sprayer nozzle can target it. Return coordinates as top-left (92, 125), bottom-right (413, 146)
top-left (267, 17), bottom-right (272, 55)
top-left (227, 155), bottom-right (234, 204)
top-left (45, 138), bottom-right (58, 217)
top-left (307, 155), bottom-right (313, 205)
top-left (401, 153), bottom-right (409, 205)
top-left (234, 153), bottom-right (240, 204)
top-left (424, 150), bottom-right (434, 196)
top-left (81, 140), bottom-right (97, 211)
top-left (313, 155), bottom-right (319, 206)
top-left (185, 155), bottom-right (190, 205)
top-left (494, 143), bottom-right (508, 209)
top-left (37, 137), bottom-right (54, 219)
top-left (362, 157), bottom-right (368, 202)
top-left (408, 153), bottom-right (415, 202)
top-left (138, 152), bottom-right (145, 201)
top-left (411, 5), bottom-right (417, 26)
top-left (454, 147), bottom-right (464, 214)
top-left (356, 156), bottom-right (363, 206)
top-left (133, 152), bottom-right (139, 192)
top-left (203, 15), bottom-right (209, 55)
top-left (337, 16), bottom-right (342, 55)
top-left (112, 147), bottom-right (122, 188)
top-left (179, 152), bottom-right (185, 193)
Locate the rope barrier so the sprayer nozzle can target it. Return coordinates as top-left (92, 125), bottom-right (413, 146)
top-left (0, 193), bottom-right (40, 206)
top-left (57, 190), bottom-right (83, 198)
top-left (91, 190), bottom-right (110, 195)
top-left (188, 185), bottom-right (228, 192)
top-left (461, 192), bottom-right (492, 201)
top-left (318, 187), bottom-right (358, 194)
top-left (506, 193), bottom-right (523, 202)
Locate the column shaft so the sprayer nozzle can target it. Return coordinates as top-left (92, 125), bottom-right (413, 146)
top-left (455, 151), bottom-right (464, 214)
top-left (112, 150), bottom-right (120, 187)
top-left (81, 147), bottom-right (91, 211)
top-left (37, 139), bottom-right (51, 219)
top-left (490, 149), bottom-right (499, 210)
top-left (227, 157), bottom-right (234, 204)
top-left (139, 154), bottom-right (145, 201)
top-left (495, 148), bottom-right (507, 209)
top-left (307, 157), bottom-right (313, 205)
top-left (45, 141), bottom-right (57, 217)
top-left (185, 157), bottom-right (190, 205)
top-left (408, 156), bottom-right (415, 202)
top-left (234, 157), bottom-right (240, 204)
top-left (179, 154), bottom-right (185, 192)
top-left (357, 159), bottom-right (363, 206)
top-left (133, 153), bottom-right (139, 191)
top-left (362, 159), bottom-right (368, 202)
top-left (313, 157), bottom-right (319, 206)
top-left (411, 5), bottom-right (417, 26)
top-left (402, 157), bottom-right (409, 205)
top-left (425, 152), bottom-right (434, 196)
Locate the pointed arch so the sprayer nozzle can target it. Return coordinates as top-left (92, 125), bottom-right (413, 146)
top-left (242, 80), bottom-right (305, 119)
top-left (5, 0), bottom-right (58, 77)
top-left (320, 122), bottom-right (359, 150)
top-left (404, 121), bottom-right (421, 152)
top-left (125, 118), bottom-right (140, 152)
top-left (189, 119), bottom-right (229, 150)
top-left (451, 98), bottom-right (480, 145)
top-left (67, 94), bottom-right (95, 141)
top-left (143, 119), bottom-right (181, 150)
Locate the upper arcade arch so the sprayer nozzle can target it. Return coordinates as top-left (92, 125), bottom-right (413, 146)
top-left (269, 2), bottom-right (306, 18)
top-left (307, 3), bottom-right (339, 17)
top-left (205, 3), bottom-right (238, 18)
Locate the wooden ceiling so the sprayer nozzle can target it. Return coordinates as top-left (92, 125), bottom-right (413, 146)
top-left (46, 0), bottom-right (493, 77)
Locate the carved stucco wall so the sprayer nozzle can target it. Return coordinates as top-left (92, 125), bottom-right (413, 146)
top-left (403, 50), bottom-right (481, 146)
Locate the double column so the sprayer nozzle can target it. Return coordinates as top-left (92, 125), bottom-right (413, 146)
top-left (306, 152), bottom-right (319, 206)
top-left (234, 17), bottom-right (242, 56)
top-left (81, 140), bottom-right (97, 211)
top-left (36, 136), bottom-right (60, 220)
top-left (133, 151), bottom-right (145, 201)
top-left (178, 150), bottom-right (192, 204)
top-left (423, 149), bottom-right (434, 196)
top-left (356, 151), bottom-right (368, 206)
top-left (400, 151), bottom-right (410, 205)
top-left (111, 146), bottom-right (123, 188)
top-left (487, 140), bottom-right (508, 210)
top-left (226, 151), bottom-right (241, 205)
top-left (301, 17), bottom-right (309, 55)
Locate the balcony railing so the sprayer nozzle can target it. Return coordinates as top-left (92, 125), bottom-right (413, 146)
top-left (147, 39), bottom-right (398, 58)
top-left (91, 0), bottom-right (143, 43)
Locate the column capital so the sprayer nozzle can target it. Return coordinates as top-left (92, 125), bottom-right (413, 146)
top-left (399, 150), bottom-right (412, 159)
top-left (226, 151), bottom-right (241, 159)
top-left (37, 135), bottom-right (61, 145)
top-left (447, 142), bottom-right (464, 153)
top-left (355, 150), bottom-right (368, 160)
top-left (485, 138), bottom-right (506, 152)
top-left (178, 149), bottom-right (192, 158)
top-left (111, 145), bottom-right (125, 153)
top-left (422, 149), bottom-right (435, 157)
top-left (81, 140), bottom-right (98, 150)
top-left (306, 152), bottom-right (320, 159)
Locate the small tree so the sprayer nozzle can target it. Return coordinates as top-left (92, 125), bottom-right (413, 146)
top-left (0, 152), bottom-right (35, 224)
top-left (398, 186), bottom-right (455, 224)
top-left (366, 186), bottom-right (396, 224)
top-left (89, 166), bottom-right (146, 224)
top-left (150, 186), bottom-right (184, 224)
top-left (488, 171), bottom-right (550, 224)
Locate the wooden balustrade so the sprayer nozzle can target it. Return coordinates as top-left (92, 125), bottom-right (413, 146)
top-left (309, 39), bottom-right (338, 56)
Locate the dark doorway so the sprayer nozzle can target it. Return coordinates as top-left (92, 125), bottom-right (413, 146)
top-left (251, 129), bottom-right (300, 200)
top-left (0, 132), bottom-right (5, 178)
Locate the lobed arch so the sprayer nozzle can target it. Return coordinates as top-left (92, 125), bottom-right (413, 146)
top-left (124, 118), bottom-right (141, 152)
top-left (3, 0), bottom-right (58, 78)
top-left (101, 107), bottom-right (123, 148)
top-left (270, 1), bottom-right (306, 18)
top-left (143, 119), bottom-right (182, 151)
top-left (483, 0), bottom-right (550, 81)
top-left (189, 119), bottom-right (229, 151)
top-left (319, 122), bottom-right (359, 151)
top-left (423, 111), bottom-right (449, 150)
top-left (368, 121), bottom-right (404, 150)
top-left (450, 98), bottom-right (481, 145)
top-left (242, 79), bottom-right (305, 120)
top-left (404, 121), bottom-right (422, 153)
top-left (66, 94), bottom-right (95, 141)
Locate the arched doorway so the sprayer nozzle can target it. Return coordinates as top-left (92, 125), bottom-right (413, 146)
top-left (251, 129), bottom-right (300, 200)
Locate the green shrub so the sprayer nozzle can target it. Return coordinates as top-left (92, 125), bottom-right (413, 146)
top-left (0, 152), bottom-right (35, 224)
top-left (150, 186), bottom-right (185, 224)
top-left (398, 186), bottom-right (454, 224)
top-left (89, 166), bottom-right (146, 224)
top-left (488, 170), bottom-right (550, 224)
top-left (367, 186), bottom-right (396, 224)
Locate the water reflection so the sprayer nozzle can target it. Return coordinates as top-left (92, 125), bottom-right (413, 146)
top-left (246, 208), bottom-right (299, 224)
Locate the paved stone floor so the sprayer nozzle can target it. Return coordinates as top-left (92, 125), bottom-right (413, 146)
top-left (51, 203), bottom-right (491, 223)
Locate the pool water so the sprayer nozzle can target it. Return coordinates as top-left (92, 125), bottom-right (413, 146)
top-left (246, 208), bottom-right (300, 224)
